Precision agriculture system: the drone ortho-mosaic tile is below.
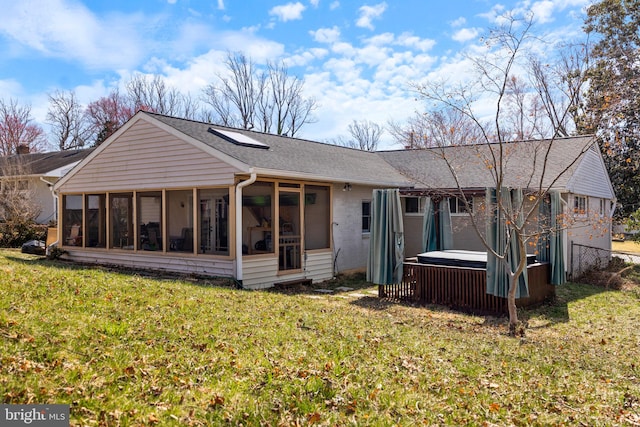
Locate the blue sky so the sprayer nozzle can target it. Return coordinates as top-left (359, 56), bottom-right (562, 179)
top-left (0, 0), bottom-right (591, 149)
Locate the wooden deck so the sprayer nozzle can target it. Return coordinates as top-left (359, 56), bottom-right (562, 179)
top-left (379, 261), bottom-right (554, 314)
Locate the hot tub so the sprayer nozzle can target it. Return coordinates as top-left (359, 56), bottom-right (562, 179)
top-left (416, 250), bottom-right (536, 269)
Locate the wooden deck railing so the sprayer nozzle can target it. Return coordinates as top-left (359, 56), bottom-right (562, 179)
top-left (379, 262), bottom-right (553, 314)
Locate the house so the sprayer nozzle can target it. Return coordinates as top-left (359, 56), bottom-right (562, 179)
top-left (52, 111), bottom-right (412, 289)
top-left (0, 149), bottom-right (93, 224)
top-left (53, 112), bottom-right (615, 288)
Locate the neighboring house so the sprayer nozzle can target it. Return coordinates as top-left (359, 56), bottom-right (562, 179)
top-left (53, 112), bottom-right (615, 288)
top-left (0, 149), bottom-right (93, 224)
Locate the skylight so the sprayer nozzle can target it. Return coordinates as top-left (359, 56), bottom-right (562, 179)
top-left (208, 127), bottom-right (269, 149)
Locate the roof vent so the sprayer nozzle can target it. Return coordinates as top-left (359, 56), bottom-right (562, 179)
top-left (208, 127), bottom-right (269, 149)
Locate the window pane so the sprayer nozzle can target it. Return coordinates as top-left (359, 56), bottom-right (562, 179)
top-left (362, 201), bottom-right (371, 232)
top-left (137, 192), bottom-right (162, 251)
top-left (86, 194), bottom-right (106, 248)
top-left (110, 193), bottom-right (133, 249)
top-left (198, 189), bottom-right (229, 255)
top-left (304, 185), bottom-right (330, 250)
top-left (405, 197), bottom-right (419, 213)
top-left (243, 182), bottom-right (274, 254)
top-left (167, 190), bottom-right (193, 253)
top-left (63, 195), bottom-right (83, 247)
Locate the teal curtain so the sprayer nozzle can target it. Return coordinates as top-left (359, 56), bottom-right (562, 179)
top-left (438, 198), bottom-right (453, 250)
top-left (367, 189), bottom-right (405, 284)
top-left (537, 195), bottom-right (551, 263)
top-left (422, 197), bottom-right (437, 252)
top-left (549, 191), bottom-right (566, 285)
top-left (486, 187), bottom-right (529, 298)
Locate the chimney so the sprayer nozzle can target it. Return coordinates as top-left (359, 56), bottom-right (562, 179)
top-left (16, 144), bottom-right (30, 154)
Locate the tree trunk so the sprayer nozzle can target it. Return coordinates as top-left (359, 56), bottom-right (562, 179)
top-left (508, 232), bottom-right (528, 336)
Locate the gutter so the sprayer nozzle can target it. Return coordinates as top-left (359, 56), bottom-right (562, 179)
top-left (234, 169), bottom-right (257, 287)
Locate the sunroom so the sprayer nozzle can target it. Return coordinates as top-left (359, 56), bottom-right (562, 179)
top-left (59, 178), bottom-right (333, 286)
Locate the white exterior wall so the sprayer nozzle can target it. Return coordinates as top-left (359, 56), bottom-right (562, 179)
top-left (32, 178), bottom-right (57, 224)
top-left (331, 183), bottom-right (374, 273)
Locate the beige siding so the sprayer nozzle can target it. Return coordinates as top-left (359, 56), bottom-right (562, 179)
top-left (304, 250), bottom-right (334, 282)
top-left (59, 120), bottom-right (240, 193)
top-left (241, 250), bottom-right (333, 289)
top-left (62, 249), bottom-right (236, 278)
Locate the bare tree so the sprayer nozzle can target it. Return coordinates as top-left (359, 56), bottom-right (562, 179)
top-left (331, 120), bottom-right (384, 151)
top-left (84, 90), bottom-right (135, 146)
top-left (0, 156), bottom-right (41, 223)
top-left (348, 120), bottom-right (384, 151)
top-left (529, 43), bottom-right (590, 138)
top-left (0, 99), bottom-right (48, 156)
top-left (202, 52), bottom-right (316, 136)
top-left (126, 73), bottom-right (186, 116)
top-left (203, 52), bottom-right (265, 130)
top-left (46, 90), bottom-right (91, 150)
top-left (388, 108), bottom-right (485, 148)
top-left (267, 61), bottom-right (318, 137)
top-left (411, 13), bottom-right (592, 335)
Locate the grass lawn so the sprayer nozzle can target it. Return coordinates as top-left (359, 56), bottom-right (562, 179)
top-left (613, 239), bottom-right (640, 255)
top-left (1, 249), bottom-right (639, 426)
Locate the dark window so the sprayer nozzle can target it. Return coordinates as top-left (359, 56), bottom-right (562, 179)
top-left (362, 201), bottom-right (371, 232)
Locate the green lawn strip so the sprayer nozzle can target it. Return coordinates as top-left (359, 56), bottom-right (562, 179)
top-left (1, 249), bottom-right (639, 426)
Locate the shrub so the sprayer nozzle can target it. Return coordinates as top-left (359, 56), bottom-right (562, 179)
top-left (0, 220), bottom-right (47, 248)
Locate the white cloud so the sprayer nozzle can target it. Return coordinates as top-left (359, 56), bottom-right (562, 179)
top-left (167, 0), bottom-right (177, 4)
top-left (356, 2), bottom-right (387, 30)
top-left (310, 26), bottom-right (340, 43)
top-left (217, 0), bottom-right (225, 10)
top-left (309, 0), bottom-right (320, 7)
top-left (530, 0), bottom-right (555, 23)
top-left (450, 17), bottom-right (466, 28)
top-left (269, 2), bottom-right (306, 22)
top-left (452, 27), bottom-right (480, 43)
top-left (329, 1), bottom-right (340, 10)
top-left (396, 32), bottom-right (436, 52)
top-left (364, 32), bottom-right (394, 46)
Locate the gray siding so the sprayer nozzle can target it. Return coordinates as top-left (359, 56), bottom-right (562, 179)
top-left (59, 120), bottom-right (240, 193)
top-left (566, 147), bottom-right (615, 199)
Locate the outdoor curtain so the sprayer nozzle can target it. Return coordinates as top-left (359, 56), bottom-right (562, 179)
top-left (549, 191), bottom-right (566, 284)
top-left (422, 197), bottom-right (437, 252)
top-left (536, 191), bottom-right (566, 285)
top-left (485, 187), bottom-right (529, 298)
top-left (422, 197), bottom-right (453, 251)
top-left (367, 189), bottom-right (405, 285)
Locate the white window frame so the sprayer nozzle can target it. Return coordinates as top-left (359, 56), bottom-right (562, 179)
top-left (362, 200), bottom-right (371, 234)
top-left (573, 195), bottom-right (587, 217)
top-left (449, 196), bottom-right (473, 216)
top-left (403, 196), bottom-right (424, 216)
top-left (599, 198), bottom-right (606, 217)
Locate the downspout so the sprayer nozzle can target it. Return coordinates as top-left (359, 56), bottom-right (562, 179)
top-left (560, 193), bottom-right (568, 279)
top-left (235, 169), bottom-right (257, 287)
top-left (42, 177), bottom-right (60, 254)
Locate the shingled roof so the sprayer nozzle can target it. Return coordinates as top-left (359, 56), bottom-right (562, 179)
top-left (146, 112), bottom-right (413, 187)
top-left (377, 135), bottom-right (597, 192)
top-left (0, 149), bottom-right (93, 178)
